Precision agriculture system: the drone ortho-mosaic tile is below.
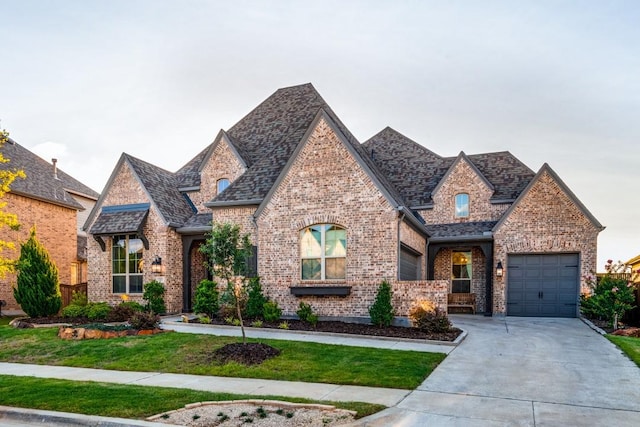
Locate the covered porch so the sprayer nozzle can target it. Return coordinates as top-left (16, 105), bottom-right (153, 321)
top-left (426, 221), bottom-right (497, 316)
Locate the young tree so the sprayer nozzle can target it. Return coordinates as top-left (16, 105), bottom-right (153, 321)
top-left (0, 128), bottom-right (25, 276)
top-left (13, 227), bottom-right (62, 317)
top-left (369, 279), bottom-right (395, 327)
top-left (199, 222), bottom-right (253, 343)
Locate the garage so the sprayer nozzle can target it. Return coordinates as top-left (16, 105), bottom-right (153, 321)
top-left (507, 253), bottom-right (579, 317)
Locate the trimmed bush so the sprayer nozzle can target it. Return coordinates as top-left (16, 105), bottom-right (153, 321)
top-left (70, 291), bottom-right (88, 307)
top-left (61, 304), bottom-right (87, 318)
top-left (129, 311), bottom-right (160, 330)
top-left (143, 280), bottom-right (166, 314)
top-left (263, 300), bottom-right (282, 322)
top-left (296, 301), bottom-right (318, 326)
top-left (245, 277), bottom-right (267, 319)
top-left (409, 300), bottom-right (452, 333)
top-left (109, 301), bottom-right (145, 322)
top-left (13, 227), bottom-right (62, 317)
top-left (193, 279), bottom-right (220, 318)
top-left (86, 302), bottom-right (112, 321)
top-left (369, 280), bottom-right (395, 327)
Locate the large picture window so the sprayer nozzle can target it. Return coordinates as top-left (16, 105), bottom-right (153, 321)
top-left (300, 224), bottom-right (346, 280)
top-left (112, 234), bottom-right (144, 294)
top-left (452, 251), bottom-right (472, 293)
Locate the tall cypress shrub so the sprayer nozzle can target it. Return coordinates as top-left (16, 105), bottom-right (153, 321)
top-left (369, 279), bottom-right (395, 327)
top-left (13, 227), bottom-right (62, 317)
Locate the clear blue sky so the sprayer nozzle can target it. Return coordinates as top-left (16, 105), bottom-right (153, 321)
top-left (2, 0), bottom-right (639, 270)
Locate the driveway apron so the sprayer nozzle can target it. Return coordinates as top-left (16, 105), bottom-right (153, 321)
top-left (356, 316), bottom-right (640, 426)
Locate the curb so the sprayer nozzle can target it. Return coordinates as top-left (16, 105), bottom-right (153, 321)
top-left (0, 405), bottom-right (181, 427)
top-left (580, 316), bottom-right (608, 335)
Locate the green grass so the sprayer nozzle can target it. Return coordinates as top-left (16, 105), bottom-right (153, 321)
top-left (0, 375), bottom-right (384, 420)
top-left (607, 335), bottom-right (640, 367)
top-left (0, 325), bottom-right (445, 389)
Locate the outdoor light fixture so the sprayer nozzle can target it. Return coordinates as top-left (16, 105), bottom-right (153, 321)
top-left (496, 261), bottom-right (504, 278)
top-left (151, 255), bottom-right (163, 274)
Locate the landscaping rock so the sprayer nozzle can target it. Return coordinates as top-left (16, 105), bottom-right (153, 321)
top-left (612, 327), bottom-right (640, 337)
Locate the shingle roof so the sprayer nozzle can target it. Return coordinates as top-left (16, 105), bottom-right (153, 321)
top-left (211, 84), bottom-right (406, 208)
top-left (426, 221), bottom-right (498, 239)
top-left (175, 143), bottom-right (214, 189)
top-left (124, 154), bottom-right (195, 227)
top-left (0, 139), bottom-right (96, 210)
top-left (363, 127), bottom-right (450, 207)
top-left (363, 128), bottom-right (535, 206)
top-left (99, 84), bottom-right (542, 236)
top-left (89, 204), bottom-right (149, 235)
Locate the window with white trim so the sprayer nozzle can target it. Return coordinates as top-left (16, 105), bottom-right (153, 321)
top-left (455, 193), bottom-right (469, 218)
top-left (300, 224), bottom-right (346, 280)
top-left (217, 178), bottom-right (230, 194)
top-left (112, 234), bottom-right (144, 294)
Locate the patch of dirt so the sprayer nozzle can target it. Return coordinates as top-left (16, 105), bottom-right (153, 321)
top-left (149, 400), bottom-right (356, 427)
top-left (210, 342), bottom-right (281, 365)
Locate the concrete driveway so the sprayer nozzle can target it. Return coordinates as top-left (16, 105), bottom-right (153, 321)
top-left (356, 316), bottom-right (640, 426)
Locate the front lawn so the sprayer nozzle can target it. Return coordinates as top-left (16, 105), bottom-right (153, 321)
top-left (0, 325), bottom-right (445, 389)
top-left (0, 375), bottom-right (384, 420)
top-left (607, 335), bottom-right (640, 367)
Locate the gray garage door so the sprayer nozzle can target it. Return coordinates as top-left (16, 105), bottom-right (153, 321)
top-left (507, 254), bottom-right (579, 317)
top-left (399, 245), bottom-right (421, 281)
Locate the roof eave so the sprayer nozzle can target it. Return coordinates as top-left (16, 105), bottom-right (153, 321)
top-left (204, 199), bottom-right (263, 208)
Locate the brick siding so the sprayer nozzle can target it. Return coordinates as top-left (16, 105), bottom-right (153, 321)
top-left (0, 193), bottom-right (77, 310)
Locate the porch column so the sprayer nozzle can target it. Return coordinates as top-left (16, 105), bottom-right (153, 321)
top-left (479, 242), bottom-right (493, 316)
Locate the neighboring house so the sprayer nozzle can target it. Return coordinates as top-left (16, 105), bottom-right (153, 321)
top-left (626, 254), bottom-right (640, 283)
top-left (85, 83), bottom-right (604, 318)
top-left (0, 138), bottom-right (99, 310)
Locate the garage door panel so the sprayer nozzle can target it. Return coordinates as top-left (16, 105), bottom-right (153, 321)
top-left (507, 254), bottom-right (579, 318)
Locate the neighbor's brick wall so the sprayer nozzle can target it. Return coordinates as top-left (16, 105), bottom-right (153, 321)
top-left (86, 162), bottom-right (184, 312)
top-left (256, 117), bottom-right (400, 317)
top-left (0, 193), bottom-right (77, 310)
top-left (493, 170), bottom-right (601, 314)
top-left (188, 138), bottom-right (246, 212)
top-left (420, 158), bottom-right (509, 224)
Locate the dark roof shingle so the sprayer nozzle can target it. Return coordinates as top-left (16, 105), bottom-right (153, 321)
top-left (0, 139), bottom-right (97, 209)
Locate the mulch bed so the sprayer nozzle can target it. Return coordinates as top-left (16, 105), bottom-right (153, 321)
top-left (193, 318), bottom-right (463, 342)
top-left (211, 342), bottom-right (281, 365)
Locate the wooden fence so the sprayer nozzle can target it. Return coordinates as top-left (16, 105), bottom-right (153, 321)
top-left (60, 283), bottom-right (87, 308)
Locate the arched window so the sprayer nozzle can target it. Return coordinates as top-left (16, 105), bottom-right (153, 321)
top-left (217, 178), bottom-right (230, 194)
top-left (455, 193), bottom-right (469, 218)
top-left (300, 224), bottom-right (346, 280)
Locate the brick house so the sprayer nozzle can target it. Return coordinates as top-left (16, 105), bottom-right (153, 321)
top-left (85, 83), bottom-right (603, 318)
top-left (0, 138), bottom-right (99, 311)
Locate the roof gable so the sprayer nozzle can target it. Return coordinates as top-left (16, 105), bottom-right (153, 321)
top-left (85, 153), bottom-right (194, 231)
top-left (431, 151), bottom-right (494, 198)
top-left (493, 163), bottom-right (604, 232)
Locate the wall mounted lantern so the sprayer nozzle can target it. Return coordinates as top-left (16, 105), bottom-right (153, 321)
top-left (496, 261), bottom-right (504, 278)
top-left (151, 255), bottom-right (163, 274)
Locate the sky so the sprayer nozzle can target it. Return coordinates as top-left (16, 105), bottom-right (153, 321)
top-left (1, 0), bottom-right (638, 270)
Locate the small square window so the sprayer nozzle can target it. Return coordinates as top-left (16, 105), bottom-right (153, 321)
top-left (455, 193), bottom-right (469, 218)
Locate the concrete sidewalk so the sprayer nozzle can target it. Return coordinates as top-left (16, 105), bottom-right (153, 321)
top-left (0, 362), bottom-right (409, 407)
